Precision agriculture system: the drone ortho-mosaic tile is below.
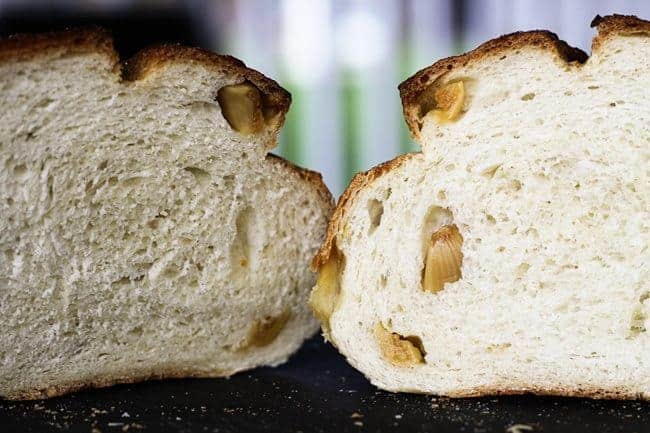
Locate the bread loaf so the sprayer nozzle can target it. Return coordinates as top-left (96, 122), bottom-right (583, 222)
top-left (0, 29), bottom-right (333, 399)
top-left (310, 15), bottom-right (649, 399)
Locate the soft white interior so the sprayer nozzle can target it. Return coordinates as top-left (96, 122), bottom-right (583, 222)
top-left (330, 34), bottom-right (649, 395)
top-left (0, 51), bottom-right (330, 398)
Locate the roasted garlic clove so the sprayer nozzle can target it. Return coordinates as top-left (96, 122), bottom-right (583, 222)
top-left (374, 323), bottom-right (425, 367)
top-left (217, 82), bottom-right (265, 134)
top-left (309, 247), bottom-right (343, 337)
top-left (422, 224), bottom-right (463, 293)
top-left (246, 310), bottom-right (291, 348)
top-left (418, 80), bottom-right (465, 124)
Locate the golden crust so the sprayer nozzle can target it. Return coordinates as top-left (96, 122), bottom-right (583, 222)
top-left (444, 385), bottom-right (647, 400)
top-left (398, 14), bottom-right (650, 140)
top-left (311, 153), bottom-right (419, 270)
top-left (591, 14), bottom-right (650, 50)
top-left (4, 368), bottom-right (233, 400)
top-left (0, 27), bottom-right (291, 141)
top-left (0, 26), bottom-right (118, 65)
top-left (123, 44), bottom-right (291, 138)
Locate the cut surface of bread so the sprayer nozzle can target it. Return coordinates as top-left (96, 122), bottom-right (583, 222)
top-left (0, 29), bottom-right (333, 400)
top-left (311, 15), bottom-right (649, 399)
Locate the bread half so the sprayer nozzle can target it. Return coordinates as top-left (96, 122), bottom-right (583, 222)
top-left (0, 29), bottom-right (334, 399)
top-left (311, 15), bottom-right (649, 399)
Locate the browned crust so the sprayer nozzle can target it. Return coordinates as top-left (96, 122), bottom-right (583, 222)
top-left (0, 27), bottom-right (291, 142)
top-left (311, 153), bottom-right (419, 270)
top-left (124, 45), bottom-right (291, 138)
top-left (443, 385), bottom-right (647, 400)
top-left (591, 13), bottom-right (650, 51)
top-left (398, 14), bottom-right (650, 139)
top-left (266, 153), bottom-right (335, 210)
top-left (0, 26), bottom-right (118, 65)
top-left (389, 382), bottom-right (647, 400)
top-left (4, 368), bottom-right (234, 401)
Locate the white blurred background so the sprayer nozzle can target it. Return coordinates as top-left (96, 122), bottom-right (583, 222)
top-left (1, 0), bottom-right (649, 195)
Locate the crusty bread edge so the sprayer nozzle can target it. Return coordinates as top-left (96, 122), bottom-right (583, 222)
top-left (0, 29), bottom-right (333, 401)
top-left (443, 385), bottom-right (647, 400)
top-left (5, 368), bottom-right (235, 401)
top-left (315, 14), bottom-right (650, 271)
top-left (0, 26), bottom-right (118, 64)
top-left (387, 383), bottom-right (647, 400)
top-left (311, 152), bottom-right (418, 270)
top-left (398, 14), bottom-right (650, 141)
top-left (312, 14), bottom-right (650, 400)
top-left (124, 44), bottom-right (291, 138)
top-left (0, 27), bottom-right (291, 144)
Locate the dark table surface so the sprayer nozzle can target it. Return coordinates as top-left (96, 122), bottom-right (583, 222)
top-left (1, 337), bottom-right (648, 433)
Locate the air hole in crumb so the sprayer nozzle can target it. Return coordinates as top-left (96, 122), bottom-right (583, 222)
top-left (367, 199), bottom-right (384, 234)
top-left (122, 177), bottom-right (144, 187)
top-left (437, 190), bottom-right (447, 200)
top-left (184, 166), bottom-right (211, 188)
top-left (405, 335), bottom-right (427, 357)
top-left (629, 294), bottom-right (648, 338)
top-left (112, 276), bottom-right (131, 286)
top-left (486, 342), bottom-right (511, 352)
top-left (379, 274), bottom-right (387, 288)
top-left (230, 206), bottom-right (253, 276)
top-left (510, 179), bottom-right (522, 191)
top-left (521, 93), bottom-right (535, 101)
top-left (445, 164), bottom-right (455, 172)
top-left (481, 164), bottom-right (501, 178)
top-left (98, 160), bottom-right (108, 170)
top-left (485, 214), bottom-right (496, 225)
top-left (516, 262), bottom-right (531, 276)
top-left (13, 163), bottom-right (28, 180)
top-left (162, 266), bottom-right (180, 279)
top-left (497, 246), bottom-right (505, 253)
top-left (375, 324), bottom-right (426, 366)
top-left (6, 197), bottom-right (14, 206)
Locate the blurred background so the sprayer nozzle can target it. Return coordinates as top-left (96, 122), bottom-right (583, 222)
top-left (1, 0), bottom-right (649, 196)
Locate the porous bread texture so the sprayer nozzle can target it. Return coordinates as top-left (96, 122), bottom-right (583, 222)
top-left (0, 29), bottom-right (333, 400)
top-left (313, 15), bottom-right (650, 399)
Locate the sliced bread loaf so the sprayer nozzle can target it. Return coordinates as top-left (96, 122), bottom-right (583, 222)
top-left (0, 29), bottom-right (333, 400)
top-left (310, 15), bottom-right (649, 399)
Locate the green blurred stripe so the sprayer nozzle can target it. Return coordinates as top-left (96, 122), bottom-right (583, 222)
top-left (341, 70), bottom-right (362, 185)
top-left (399, 42), bottom-right (418, 154)
top-left (279, 83), bottom-right (303, 164)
